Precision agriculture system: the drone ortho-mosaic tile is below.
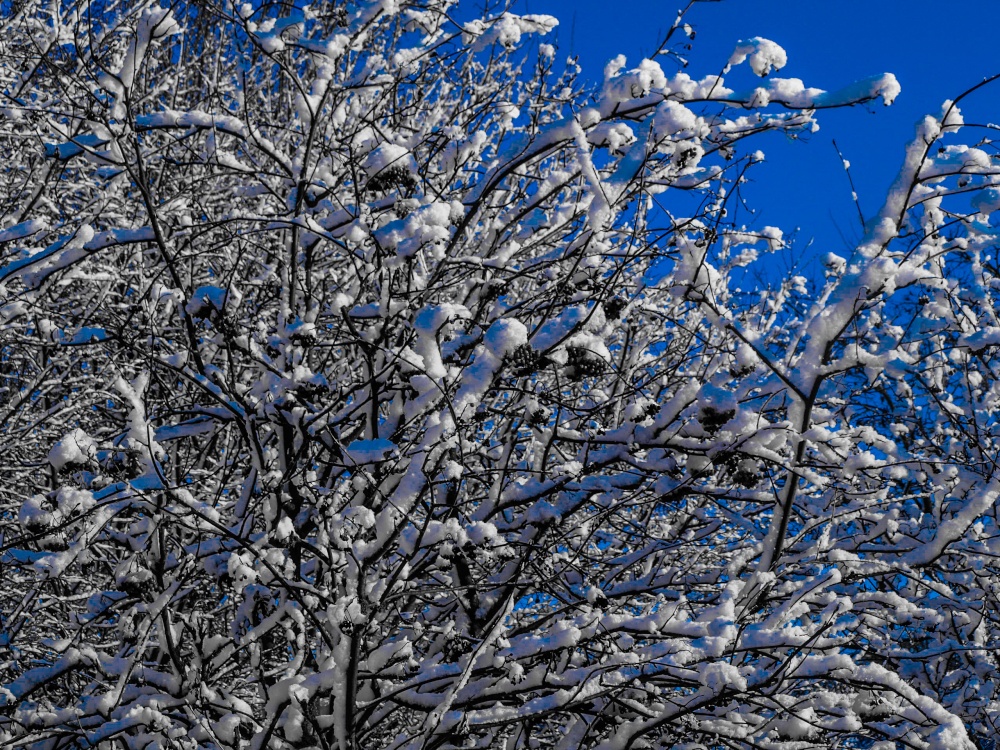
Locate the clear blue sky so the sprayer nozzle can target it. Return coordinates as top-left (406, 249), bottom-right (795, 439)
top-left (512, 0), bottom-right (1000, 265)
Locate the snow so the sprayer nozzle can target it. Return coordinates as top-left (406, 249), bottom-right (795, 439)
top-left (971, 185), bottom-right (1000, 215)
top-left (652, 100), bottom-right (698, 139)
top-left (374, 202), bottom-right (452, 258)
top-left (530, 305), bottom-right (589, 351)
top-left (727, 73), bottom-right (900, 109)
top-left (564, 331), bottom-right (611, 363)
top-left (813, 72), bottom-right (900, 107)
top-left (6, 0), bottom-right (1000, 747)
top-left (773, 707), bottom-right (818, 740)
top-left (113, 373), bottom-right (165, 486)
top-left (411, 302), bottom-right (470, 391)
top-left (586, 122), bottom-right (635, 152)
top-left (362, 142), bottom-right (417, 179)
top-left (823, 251), bottom-right (847, 273)
top-left (98, 7), bottom-right (180, 119)
top-left (48, 428), bottom-right (96, 470)
top-left (601, 57), bottom-right (667, 106)
top-left (462, 13), bottom-right (557, 50)
top-left (1, 226), bottom-right (155, 288)
top-left (902, 477), bottom-right (1000, 566)
top-left (451, 318), bottom-right (527, 415)
top-left (136, 109), bottom-right (249, 138)
top-left (124, 8), bottom-right (181, 88)
top-left (0, 219), bottom-right (49, 242)
top-left (18, 494), bottom-right (54, 530)
top-left (483, 318), bottom-right (528, 358)
top-left (726, 37), bottom-right (788, 77)
top-left (185, 285), bottom-right (242, 318)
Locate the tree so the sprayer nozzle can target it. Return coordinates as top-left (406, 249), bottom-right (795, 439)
top-left (2, 0), bottom-right (999, 748)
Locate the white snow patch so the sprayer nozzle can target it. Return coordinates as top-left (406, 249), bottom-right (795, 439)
top-left (48, 428), bottom-right (97, 470)
top-left (726, 37), bottom-right (787, 77)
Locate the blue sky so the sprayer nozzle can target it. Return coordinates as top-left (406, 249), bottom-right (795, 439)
top-left (512, 0), bottom-right (1000, 268)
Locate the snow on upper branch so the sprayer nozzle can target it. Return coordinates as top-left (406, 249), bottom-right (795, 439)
top-left (461, 12), bottom-right (558, 51)
top-left (730, 74), bottom-right (901, 110)
top-left (98, 6), bottom-right (180, 119)
top-left (597, 38), bottom-right (899, 116)
top-left (725, 37), bottom-right (788, 77)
